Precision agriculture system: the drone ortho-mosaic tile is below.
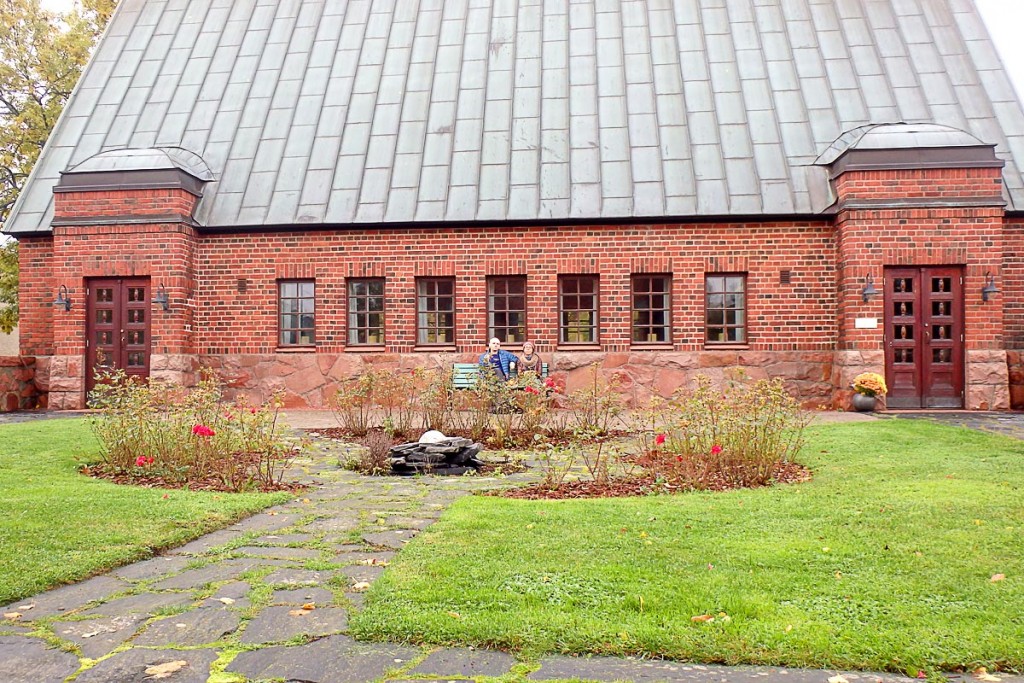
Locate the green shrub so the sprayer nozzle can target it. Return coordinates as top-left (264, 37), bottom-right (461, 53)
top-left (88, 372), bottom-right (298, 491)
top-left (642, 374), bottom-right (809, 489)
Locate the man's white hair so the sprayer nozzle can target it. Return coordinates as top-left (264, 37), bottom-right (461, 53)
top-left (489, 337), bottom-right (500, 344)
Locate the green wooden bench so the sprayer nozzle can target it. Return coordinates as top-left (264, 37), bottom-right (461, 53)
top-left (453, 362), bottom-right (549, 389)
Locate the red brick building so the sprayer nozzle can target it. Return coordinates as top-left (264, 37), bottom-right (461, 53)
top-left (4, 0), bottom-right (1024, 411)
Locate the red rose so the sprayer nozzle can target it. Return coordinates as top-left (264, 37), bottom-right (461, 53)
top-left (655, 433), bottom-right (666, 446)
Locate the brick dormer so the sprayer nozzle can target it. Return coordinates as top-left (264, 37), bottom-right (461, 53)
top-left (822, 123), bottom-right (1009, 410)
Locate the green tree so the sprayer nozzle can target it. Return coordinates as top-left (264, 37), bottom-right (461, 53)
top-left (0, 240), bottom-right (15, 333)
top-left (0, 0), bottom-right (114, 332)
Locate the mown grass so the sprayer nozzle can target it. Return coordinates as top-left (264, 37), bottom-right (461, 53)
top-left (351, 420), bottom-right (1024, 675)
top-left (0, 419), bottom-right (290, 605)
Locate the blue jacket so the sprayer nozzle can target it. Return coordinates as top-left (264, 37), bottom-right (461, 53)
top-left (478, 349), bottom-right (519, 380)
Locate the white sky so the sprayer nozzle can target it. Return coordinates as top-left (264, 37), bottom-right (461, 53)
top-left (34, 0), bottom-right (1024, 108)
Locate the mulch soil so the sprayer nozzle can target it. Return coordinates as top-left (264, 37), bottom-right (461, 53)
top-left (80, 464), bottom-right (307, 493)
top-left (491, 460), bottom-right (812, 500)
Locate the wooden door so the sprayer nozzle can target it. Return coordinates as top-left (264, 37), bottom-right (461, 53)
top-left (86, 279), bottom-right (151, 393)
top-left (884, 267), bottom-right (964, 409)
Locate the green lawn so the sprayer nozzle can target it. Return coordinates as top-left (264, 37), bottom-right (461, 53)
top-left (0, 419), bottom-right (290, 605)
top-left (352, 420), bottom-right (1024, 675)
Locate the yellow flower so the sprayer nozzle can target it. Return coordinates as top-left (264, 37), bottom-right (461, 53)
top-left (852, 372), bottom-right (887, 397)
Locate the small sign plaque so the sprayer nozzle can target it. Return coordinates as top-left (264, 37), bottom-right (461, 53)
top-left (854, 317), bottom-right (878, 329)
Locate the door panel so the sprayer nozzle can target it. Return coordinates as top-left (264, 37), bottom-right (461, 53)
top-left (86, 279), bottom-right (151, 393)
top-left (883, 267), bottom-right (964, 409)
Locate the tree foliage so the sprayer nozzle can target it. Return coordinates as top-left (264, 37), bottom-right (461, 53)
top-left (0, 240), bottom-right (16, 333)
top-left (0, 0), bottom-right (115, 332)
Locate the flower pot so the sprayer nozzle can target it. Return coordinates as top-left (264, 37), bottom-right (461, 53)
top-left (851, 393), bottom-right (876, 412)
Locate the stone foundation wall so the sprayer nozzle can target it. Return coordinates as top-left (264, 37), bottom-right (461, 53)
top-left (830, 349), bottom-right (886, 411)
top-left (1006, 351), bottom-right (1024, 409)
top-left (200, 350), bottom-right (835, 409)
top-left (966, 349), bottom-right (1010, 410)
top-left (0, 357), bottom-right (40, 412)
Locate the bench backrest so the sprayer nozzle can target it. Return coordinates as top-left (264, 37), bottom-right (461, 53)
top-left (452, 362), bottom-right (548, 389)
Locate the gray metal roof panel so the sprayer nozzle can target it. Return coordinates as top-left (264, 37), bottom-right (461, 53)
top-left (8, 0), bottom-right (1024, 235)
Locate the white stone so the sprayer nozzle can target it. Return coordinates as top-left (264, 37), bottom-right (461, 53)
top-left (418, 430), bottom-right (447, 444)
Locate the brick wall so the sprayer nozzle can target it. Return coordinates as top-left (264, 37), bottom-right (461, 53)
top-left (1004, 218), bottom-right (1024, 408)
top-left (833, 166), bottom-right (1007, 409)
top-left (18, 163), bottom-right (1020, 411)
top-left (196, 222), bottom-right (837, 354)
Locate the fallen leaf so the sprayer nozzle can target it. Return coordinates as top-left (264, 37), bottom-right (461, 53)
top-left (690, 614), bottom-right (714, 623)
top-left (828, 676), bottom-right (849, 683)
top-left (352, 581), bottom-right (371, 592)
top-left (991, 573), bottom-right (1006, 582)
top-left (358, 558), bottom-right (389, 566)
top-left (785, 624), bottom-right (793, 633)
top-left (301, 603), bottom-right (315, 611)
top-left (446, 611), bottom-right (461, 619)
top-left (717, 612), bottom-right (731, 623)
top-left (835, 571), bottom-right (843, 580)
top-left (16, 604), bottom-right (34, 611)
top-left (3, 612), bottom-right (22, 621)
top-left (917, 672), bottom-right (927, 679)
top-left (217, 597), bottom-right (235, 605)
top-left (143, 660), bottom-right (188, 678)
top-left (80, 630), bottom-right (101, 638)
top-left (822, 547), bottom-right (831, 552)
top-left (974, 667), bottom-right (1001, 682)
top-left (287, 609), bottom-right (308, 617)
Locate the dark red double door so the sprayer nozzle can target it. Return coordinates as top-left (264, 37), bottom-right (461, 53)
top-left (85, 278), bottom-right (151, 393)
top-left (884, 267), bottom-right (964, 409)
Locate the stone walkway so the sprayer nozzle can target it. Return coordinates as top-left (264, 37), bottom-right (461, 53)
top-left (1, 410), bottom-right (1022, 682)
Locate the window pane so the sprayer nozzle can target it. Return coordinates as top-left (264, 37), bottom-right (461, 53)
top-left (705, 274), bottom-right (746, 345)
top-left (488, 277), bottom-right (527, 342)
top-left (280, 280), bottom-right (315, 346)
top-left (560, 276), bottom-right (598, 344)
top-left (348, 279), bottom-right (385, 345)
top-left (417, 278), bottom-right (456, 344)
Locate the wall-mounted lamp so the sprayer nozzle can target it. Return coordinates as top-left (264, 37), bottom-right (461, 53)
top-left (981, 272), bottom-right (1000, 302)
top-left (152, 284), bottom-right (170, 311)
top-left (53, 284), bottom-right (72, 311)
top-left (861, 274), bottom-right (879, 303)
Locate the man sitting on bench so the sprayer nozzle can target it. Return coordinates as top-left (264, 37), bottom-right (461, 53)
top-left (478, 337), bottom-right (519, 381)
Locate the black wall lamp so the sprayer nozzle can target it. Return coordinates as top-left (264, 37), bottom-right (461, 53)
top-left (981, 272), bottom-right (1000, 302)
top-left (861, 274), bottom-right (879, 303)
top-left (53, 284), bottom-right (72, 311)
top-left (153, 284), bottom-right (170, 311)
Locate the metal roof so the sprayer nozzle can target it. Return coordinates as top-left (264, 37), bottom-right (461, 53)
top-left (6, 0), bottom-right (1024, 235)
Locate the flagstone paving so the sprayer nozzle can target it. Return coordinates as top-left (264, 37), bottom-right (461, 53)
top-left (2, 413), bottom-right (1024, 682)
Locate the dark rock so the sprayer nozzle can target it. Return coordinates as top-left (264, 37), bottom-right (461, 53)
top-left (0, 635), bottom-right (80, 683)
top-left (263, 568), bottom-right (330, 586)
top-left (227, 634), bottom-right (417, 682)
top-left (411, 647), bottom-right (517, 677)
top-left (239, 605), bottom-right (348, 644)
top-left (2, 575), bottom-right (128, 620)
top-left (112, 555), bottom-right (193, 582)
top-left (388, 437), bottom-right (485, 475)
top-left (134, 607), bottom-right (240, 646)
top-left (78, 591), bottom-right (194, 618)
top-left (74, 647), bottom-right (216, 683)
top-left (53, 614), bottom-right (146, 659)
top-left (272, 587), bottom-right (335, 605)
